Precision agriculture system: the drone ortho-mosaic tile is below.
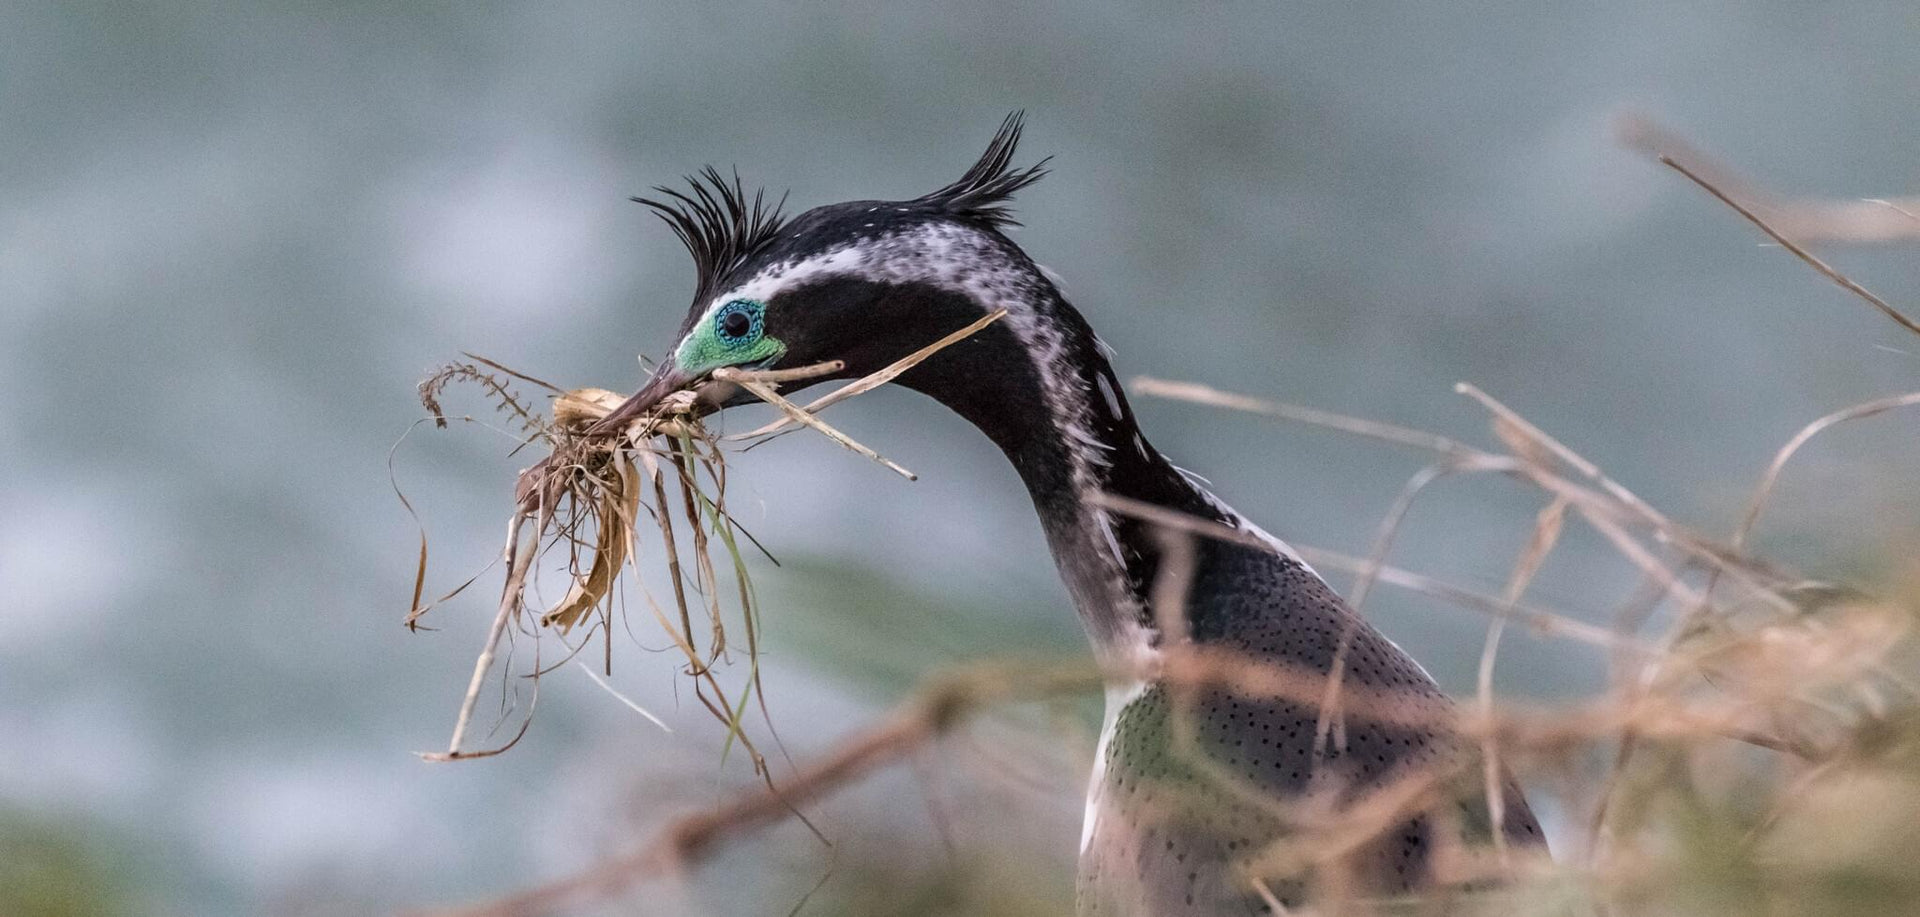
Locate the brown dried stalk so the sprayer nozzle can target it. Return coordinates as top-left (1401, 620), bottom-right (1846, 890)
top-left (1478, 496), bottom-right (1568, 863)
top-left (1652, 153), bottom-right (1920, 338)
top-left (714, 368), bottom-right (919, 480)
top-left (1618, 113), bottom-right (1920, 244)
top-left (731, 308), bottom-right (1009, 441)
top-left (1734, 391), bottom-right (1920, 551)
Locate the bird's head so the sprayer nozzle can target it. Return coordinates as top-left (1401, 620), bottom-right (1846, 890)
top-left (595, 113), bottom-right (1053, 430)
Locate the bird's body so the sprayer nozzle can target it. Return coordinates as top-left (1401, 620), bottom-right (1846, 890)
top-left (606, 115), bottom-right (1544, 914)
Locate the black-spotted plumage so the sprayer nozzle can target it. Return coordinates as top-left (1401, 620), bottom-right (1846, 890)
top-left (612, 113), bottom-right (1545, 915)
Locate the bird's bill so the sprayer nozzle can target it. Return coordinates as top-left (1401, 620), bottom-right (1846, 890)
top-left (586, 362), bottom-right (700, 434)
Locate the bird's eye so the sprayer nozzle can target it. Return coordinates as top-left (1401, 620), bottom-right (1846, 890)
top-left (677, 297), bottom-right (781, 374)
top-left (714, 300), bottom-right (762, 346)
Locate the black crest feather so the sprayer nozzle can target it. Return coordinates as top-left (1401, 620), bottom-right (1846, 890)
top-left (916, 111), bottom-right (1051, 228)
top-left (634, 167), bottom-right (788, 311)
top-left (636, 114), bottom-right (1044, 311)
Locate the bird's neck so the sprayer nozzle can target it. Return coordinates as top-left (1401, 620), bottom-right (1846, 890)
top-left (900, 280), bottom-right (1232, 663)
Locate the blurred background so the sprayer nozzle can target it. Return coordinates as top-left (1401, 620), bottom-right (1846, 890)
top-left (3, 3), bottom-right (1917, 915)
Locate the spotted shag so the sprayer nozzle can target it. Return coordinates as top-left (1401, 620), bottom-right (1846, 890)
top-left (599, 113), bottom-right (1544, 915)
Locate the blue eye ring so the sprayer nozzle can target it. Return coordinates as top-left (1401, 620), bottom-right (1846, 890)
top-left (713, 299), bottom-right (764, 347)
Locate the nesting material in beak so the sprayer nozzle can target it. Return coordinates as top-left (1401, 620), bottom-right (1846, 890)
top-left (587, 363), bottom-right (700, 435)
top-left (405, 309), bottom-right (1007, 763)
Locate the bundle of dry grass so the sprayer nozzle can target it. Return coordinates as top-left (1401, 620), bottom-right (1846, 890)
top-left (402, 311), bottom-right (1006, 771)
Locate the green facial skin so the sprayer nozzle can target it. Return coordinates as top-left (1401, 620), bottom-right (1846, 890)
top-left (674, 299), bottom-right (785, 376)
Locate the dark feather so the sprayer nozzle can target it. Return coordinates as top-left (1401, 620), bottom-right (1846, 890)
top-left (915, 111), bottom-right (1051, 228)
top-left (633, 167), bottom-right (789, 312)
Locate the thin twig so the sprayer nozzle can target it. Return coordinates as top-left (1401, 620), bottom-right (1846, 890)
top-left (1661, 155), bottom-right (1920, 337)
top-left (1132, 377), bottom-right (1480, 460)
top-left (732, 310), bottom-right (1008, 440)
top-left (1734, 391), bottom-right (1920, 550)
top-left (726, 359), bottom-right (846, 385)
top-left (1091, 491), bottom-right (1643, 655)
top-left (575, 661), bottom-right (672, 733)
top-left (461, 352), bottom-right (565, 394)
top-left (716, 369), bottom-right (919, 480)
top-left (1617, 114), bottom-right (1920, 243)
top-left (1479, 496), bottom-right (1568, 865)
top-left (1456, 382), bottom-right (1675, 533)
top-left (424, 513), bottom-right (533, 761)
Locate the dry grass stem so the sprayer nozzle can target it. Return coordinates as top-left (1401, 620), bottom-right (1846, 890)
top-left (1091, 491), bottom-right (1642, 654)
top-left (733, 308), bottom-right (1009, 440)
top-left (1735, 391), bottom-right (1920, 550)
top-left (1132, 376), bottom-right (1479, 459)
top-left (1656, 155), bottom-right (1920, 337)
top-left (1479, 496), bottom-right (1569, 863)
top-left (713, 369), bottom-right (918, 479)
top-left (422, 514), bottom-right (533, 762)
top-left (1618, 113), bottom-right (1920, 243)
